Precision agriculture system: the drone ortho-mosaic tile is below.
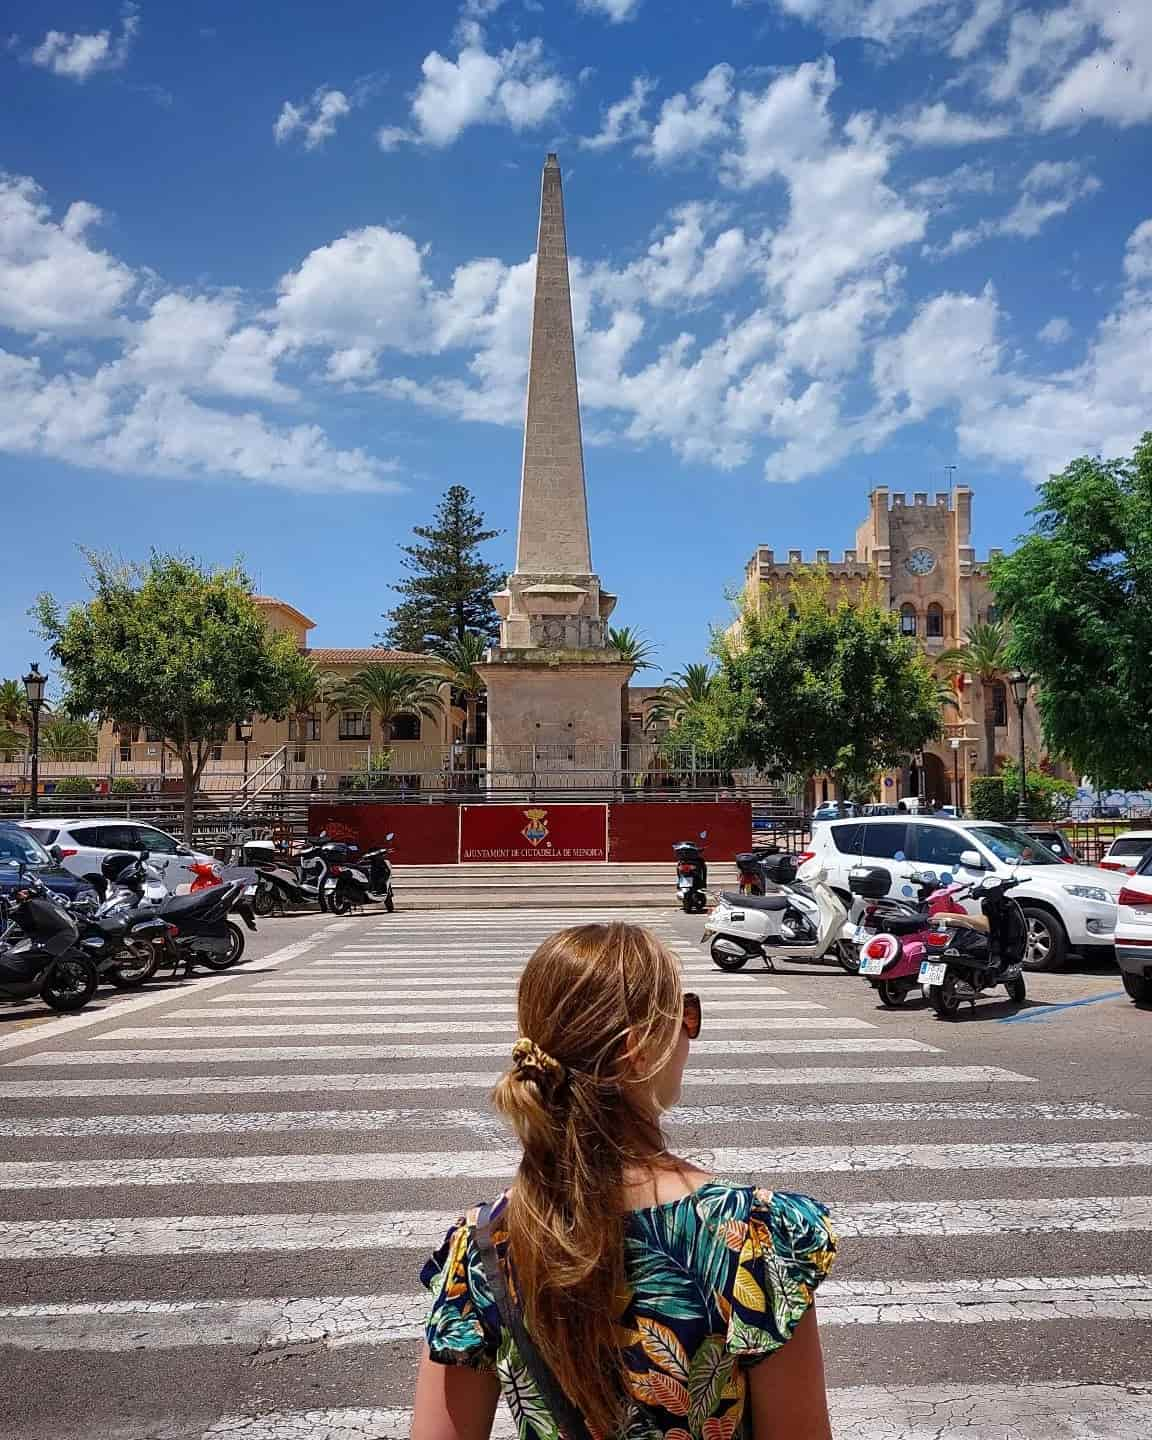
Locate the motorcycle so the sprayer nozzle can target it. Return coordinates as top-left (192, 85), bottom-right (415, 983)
top-left (239, 837), bottom-right (329, 914)
top-left (359, 833), bottom-right (396, 911)
top-left (703, 855), bottom-right (857, 973)
top-left (673, 837), bottom-right (708, 914)
top-left (917, 873), bottom-right (1029, 1018)
top-left (0, 863), bottom-right (99, 1012)
top-left (67, 855), bottom-right (172, 989)
top-left (112, 858), bottom-right (257, 972)
top-left (189, 860), bottom-right (223, 892)
top-left (854, 867), bottom-right (969, 1008)
top-left (734, 846), bottom-right (793, 895)
top-left (321, 842), bottom-right (374, 915)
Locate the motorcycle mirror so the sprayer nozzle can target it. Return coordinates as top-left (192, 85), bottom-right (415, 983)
top-left (699, 831), bottom-right (708, 839)
top-left (49, 843), bottom-right (64, 862)
top-left (385, 832), bottom-right (395, 841)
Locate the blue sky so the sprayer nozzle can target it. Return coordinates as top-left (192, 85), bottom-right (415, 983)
top-left (2, 0), bottom-right (1151, 688)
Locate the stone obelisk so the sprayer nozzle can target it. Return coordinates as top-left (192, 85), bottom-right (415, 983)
top-left (486, 154), bottom-right (632, 787)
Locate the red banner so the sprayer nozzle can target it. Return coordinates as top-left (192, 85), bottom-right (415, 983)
top-left (460, 804), bottom-right (607, 862)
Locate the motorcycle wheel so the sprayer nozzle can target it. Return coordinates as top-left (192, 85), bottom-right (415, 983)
top-left (385, 893), bottom-right (395, 913)
top-left (835, 940), bottom-right (861, 975)
top-left (1005, 974), bottom-right (1027, 1004)
top-left (930, 973), bottom-right (962, 1019)
top-left (41, 955), bottom-right (99, 1012)
top-left (876, 979), bottom-right (906, 1008)
top-left (106, 940), bottom-right (160, 990)
top-left (710, 939), bottom-right (750, 972)
top-left (327, 886), bottom-right (353, 916)
top-left (195, 922), bottom-right (246, 971)
top-left (681, 894), bottom-right (694, 914)
top-left (253, 888), bottom-right (276, 918)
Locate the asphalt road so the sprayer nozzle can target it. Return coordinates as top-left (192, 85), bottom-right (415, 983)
top-left (0, 903), bottom-right (1149, 1439)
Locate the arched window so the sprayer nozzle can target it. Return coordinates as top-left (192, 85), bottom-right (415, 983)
top-left (900, 603), bottom-right (917, 636)
top-left (389, 713), bottom-right (421, 741)
top-left (926, 603), bottom-right (945, 638)
top-left (990, 682), bottom-right (1008, 728)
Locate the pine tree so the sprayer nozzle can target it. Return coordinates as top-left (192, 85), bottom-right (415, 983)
top-left (379, 486), bottom-right (505, 655)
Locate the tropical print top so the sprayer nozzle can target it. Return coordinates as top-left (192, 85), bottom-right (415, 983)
top-left (420, 1183), bottom-right (837, 1440)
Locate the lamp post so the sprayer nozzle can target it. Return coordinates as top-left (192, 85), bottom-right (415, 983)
top-left (22, 664), bottom-right (47, 819)
top-left (950, 737), bottom-right (962, 814)
top-left (239, 719), bottom-right (254, 789)
top-left (915, 748), bottom-right (926, 807)
top-left (1009, 668), bottom-right (1031, 823)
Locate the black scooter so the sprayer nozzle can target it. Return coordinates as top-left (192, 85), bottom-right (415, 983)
top-left (673, 837), bottom-right (708, 914)
top-left (113, 859), bottom-right (257, 972)
top-left (919, 874), bottom-right (1028, 1018)
top-left (0, 864), bottom-right (99, 1012)
top-left (359, 832), bottom-right (396, 912)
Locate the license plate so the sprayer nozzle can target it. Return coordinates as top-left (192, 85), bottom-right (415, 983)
top-left (677, 879), bottom-right (691, 890)
top-left (244, 884), bottom-right (257, 897)
top-left (853, 924), bottom-right (871, 944)
top-left (860, 954), bottom-right (887, 976)
top-left (919, 962), bottom-right (947, 986)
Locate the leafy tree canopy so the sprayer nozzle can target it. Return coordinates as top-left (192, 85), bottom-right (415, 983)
top-left (35, 551), bottom-right (313, 838)
top-left (991, 433), bottom-right (1152, 788)
top-left (380, 485), bottom-right (505, 655)
top-left (720, 569), bottom-right (941, 789)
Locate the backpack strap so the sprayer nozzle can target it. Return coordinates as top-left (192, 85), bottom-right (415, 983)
top-left (473, 1202), bottom-right (594, 1440)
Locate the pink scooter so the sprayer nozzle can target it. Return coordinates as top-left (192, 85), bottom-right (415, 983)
top-left (856, 872), bottom-right (968, 1008)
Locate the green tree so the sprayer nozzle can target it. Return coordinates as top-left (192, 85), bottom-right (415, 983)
top-left (723, 570), bottom-right (941, 793)
top-left (0, 678), bottom-right (29, 736)
top-left (440, 634), bottom-right (488, 750)
top-left (648, 663), bottom-right (716, 729)
top-left (286, 660), bottom-right (338, 751)
top-left (35, 552), bottom-right (313, 842)
top-left (991, 433), bottom-right (1152, 788)
top-left (329, 665), bottom-right (444, 744)
top-left (39, 715), bottom-right (98, 760)
top-left (380, 486), bottom-right (505, 654)
top-left (608, 626), bottom-right (655, 749)
top-left (939, 620), bottom-right (1011, 777)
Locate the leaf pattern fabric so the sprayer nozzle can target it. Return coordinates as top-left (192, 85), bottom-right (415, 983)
top-left (420, 1184), bottom-right (836, 1440)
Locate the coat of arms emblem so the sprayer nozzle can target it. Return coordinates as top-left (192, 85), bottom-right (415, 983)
top-left (521, 808), bottom-right (550, 846)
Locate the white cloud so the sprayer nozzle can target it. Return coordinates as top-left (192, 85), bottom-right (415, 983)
top-left (0, 175), bottom-right (135, 335)
top-left (910, 162), bottom-right (997, 206)
top-left (873, 286), bottom-right (1003, 420)
top-left (949, 0), bottom-right (1004, 57)
top-left (1124, 220), bottom-right (1152, 285)
top-left (30, 3), bottom-right (138, 81)
top-left (724, 58), bottom-right (838, 185)
top-left (591, 204), bottom-right (758, 308)
top-left (753, 0), bottom-right (976, 50)
top-left (885, 102), bottom-right (1012, 146)
top-left (119, 294), bottom-right (293, 401)
top-left (579, 0), bottom-right (642, 19)
top-left (646, 64), bottom-right (733, 165)
top-left (379, 25), bottom-right (569, 149)
top-left (1037, 316), bottom-right (1072, 344)
top-left (579, 76), bottom-right (653, 150)
top-left (982, 1), bottom-right (1152, 130)
top-left (929, 159), bottom-right (1100, 257)
top-left (274, 87), bottom-right (351, 151)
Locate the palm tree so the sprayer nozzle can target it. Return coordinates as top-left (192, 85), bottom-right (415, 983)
top-left (39, 715), bottom-right (98, 761)
top-left (608, 626), bottom-right (658, 751)
top-left (647, 662), bottom-right (715, 729)
top-left (0, 724), bottom-right (24, 762)
top-left (440, 634), bottom-right (488, 751)
top-left (286, 661), bottom-right (338, 751)
top-left (940, 620), bottom-right (1011, 775)
top-left (0, 679), bottom-right (29, 741)
top-left (329, 665), bottom-right (444, 747)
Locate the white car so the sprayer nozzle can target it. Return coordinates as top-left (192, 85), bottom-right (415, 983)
top-left (1116, 850), bottom-right (1152, 1005)
top-left (17, 817), bottom-right (215, 895)
top-left (808, 815), bottom-right (1124, 972)
top-left (1099, 831), bottom-right (1152, 875)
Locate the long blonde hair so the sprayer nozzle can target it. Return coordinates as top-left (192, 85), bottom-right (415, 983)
top-left (491, 922), bottom-right (685, 1436)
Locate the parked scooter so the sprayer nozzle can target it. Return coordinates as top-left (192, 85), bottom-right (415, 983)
top-left (239, 837), bottom-right (330, 914)
top-left (673, 836), bottom-right (708, 914)
top-left (0, 863), bottom-right (99, 1011)
top-left (703, 855), bottom-right (855, 972)
top-left (68, 854), bottom-right (172, 989)
top-left (854, 867), bottom-right (969, 1007)
top-left (320, 842), bottom-right (375, 914)
top-left (918, 874), bottom-right (1028, 1018)
top-left (734, 846), bottom-right (792, 895)
top-left (359, 833), bottom-right (396, 911)
top-left (111, 857), bottom-right (257, 971)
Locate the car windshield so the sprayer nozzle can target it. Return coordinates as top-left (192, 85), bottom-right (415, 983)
top-left (971, 824), bottom-right (1062, 865)
top-left (0, 827), bottom-right (51, 868)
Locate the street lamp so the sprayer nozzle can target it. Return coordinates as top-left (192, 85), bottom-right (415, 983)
top-left (239, 718), bottom-right (254, 788)
top-left (22, 663), bottom-right (47, 819)
top-left (1009, 668), bottom-right (1031, 822)
top-left (950, 737), bottom-right (962, 814)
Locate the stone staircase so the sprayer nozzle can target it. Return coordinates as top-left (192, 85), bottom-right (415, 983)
top-left (390, 861), bottom-right (743, 910)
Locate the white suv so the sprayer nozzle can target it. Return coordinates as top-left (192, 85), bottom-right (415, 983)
top-left (809, 815), bottom-right (1123, 971)
top-left (17, 818), bottom-right (215, 895)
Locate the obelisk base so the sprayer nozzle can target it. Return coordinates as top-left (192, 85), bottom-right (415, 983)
top-left (485, 653), bottom-right (634, 791)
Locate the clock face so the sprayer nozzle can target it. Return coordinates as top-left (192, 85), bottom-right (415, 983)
top-left (905, 547), bottom-right (937, 576)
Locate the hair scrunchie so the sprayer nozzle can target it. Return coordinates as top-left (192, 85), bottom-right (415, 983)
top-left (511, 1037), bottom-right (566, 1090)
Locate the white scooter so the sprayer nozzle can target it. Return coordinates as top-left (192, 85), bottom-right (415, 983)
top-left (702, 856), bottom-right (859, 973)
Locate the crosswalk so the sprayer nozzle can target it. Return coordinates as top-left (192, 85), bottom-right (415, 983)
top-left (2, 905), bottom-right (1150, 1439)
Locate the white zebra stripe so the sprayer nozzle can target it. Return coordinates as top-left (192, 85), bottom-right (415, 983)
top-left (3, 1192), bottom-right (1147, 1260)
top-left (6, 1037), bottom-right (941, 1066)
top-left (177, 1000), bottom-right (825, 1018)
top-left (98, 1016), bottom-right (870, 1038)
top-left (3, 1275), bottom-right (1149, 1350)
top-left (191, 1384), bottom-right (1152, 1440)
top-left (230, 986), bottom-right (794, 1001)
top-left (0, 1064), bottom-right (1026, 1098)
top-left (3, 1141), bottom-right (1148, 1190)
top-left (1, 1100), bottom-right (1113, 1139)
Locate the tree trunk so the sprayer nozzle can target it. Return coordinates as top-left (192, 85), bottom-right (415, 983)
top-left (983, 701), bottom-right (997, 777)
top-left (181, 747), bottom-right (196, 845)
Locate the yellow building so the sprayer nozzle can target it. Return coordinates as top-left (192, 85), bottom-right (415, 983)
top-left (739, 486), bottom-right (1048, 808)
